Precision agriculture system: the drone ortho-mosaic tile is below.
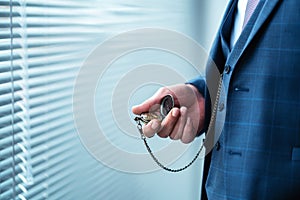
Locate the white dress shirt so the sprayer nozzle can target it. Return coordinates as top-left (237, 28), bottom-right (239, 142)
top-left (230, 0), bottom-right (248, 49)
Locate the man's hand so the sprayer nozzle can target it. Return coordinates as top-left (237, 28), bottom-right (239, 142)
top-left (132, 84), bottom-right (205, 144)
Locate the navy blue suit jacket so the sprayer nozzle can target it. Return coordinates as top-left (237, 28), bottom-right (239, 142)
top-left (190, 0), bottom-right (300, 199)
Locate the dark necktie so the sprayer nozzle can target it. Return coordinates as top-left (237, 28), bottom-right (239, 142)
top-left (243, 0), bottom-right (259, 28)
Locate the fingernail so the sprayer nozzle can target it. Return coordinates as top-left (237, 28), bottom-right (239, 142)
top-left (151, 120), bottom-right (159, 130)
top-left (186, 117), bottom-right (191, 125)
top-left (180, 106), bottom-right (187, 115)
top-left (172, 108), bottom-right (179, 117)
top-left (131, 105), bottom-right (138, 111)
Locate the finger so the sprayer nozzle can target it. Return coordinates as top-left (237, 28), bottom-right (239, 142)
top-left (157, 107), bottom-right (180, 138)
top-left (169, 106), bottom-right (187, 140)
top-left (142, 119), bottom-right (161, 138)
top-left (181, 117), bottom-right (197, 144)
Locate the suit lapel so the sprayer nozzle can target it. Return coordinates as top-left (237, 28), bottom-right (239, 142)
top-left (227, 0), bottom-right (282, 68)
top-left (245, 0), bottom-right (282, 51)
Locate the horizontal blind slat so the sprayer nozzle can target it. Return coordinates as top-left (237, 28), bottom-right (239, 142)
top-left (0, 127), bottom-right (75, 178)
top-left (0, 0), bottom-right (113, 199)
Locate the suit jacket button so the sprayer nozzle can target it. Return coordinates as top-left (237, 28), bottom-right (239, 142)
top-left (216, 141), bottom-right (221, 151)
top-left (218, 102), bottom-right (225, 111)
top-left (224, 65), bottom-right (231, 74)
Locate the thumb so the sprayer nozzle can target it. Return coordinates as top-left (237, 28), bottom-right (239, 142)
top-left (132, 87), bottom-right (174, 115)
top-left (132, 97), bottom-right (160, 115)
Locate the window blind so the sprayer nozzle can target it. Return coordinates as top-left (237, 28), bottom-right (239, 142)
top-left (0, 0), bottom-right (100, 199)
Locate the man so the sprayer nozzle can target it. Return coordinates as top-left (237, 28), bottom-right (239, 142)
top-left (132, 0), bottom-right (300, 199)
